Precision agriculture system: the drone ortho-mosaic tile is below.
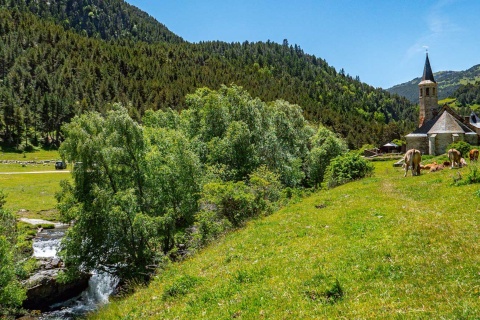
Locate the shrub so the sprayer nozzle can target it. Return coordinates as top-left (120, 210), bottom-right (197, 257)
top-left (323, 152), bottom-right (374, 189)
top-left (446, 141), bottom-right (471, 157)
top-left (0, 208), bottom-right (27, 316)
top-left (200, 181), bottom-right (258, 227)
top-left (307, 126), bottom-right (348, 187)
top-left (190, 209), bottom-right (232, 248)
top-left (249, 166), bottom-right (282, 214)
top-left (455, 164), bottom-right (480, 185)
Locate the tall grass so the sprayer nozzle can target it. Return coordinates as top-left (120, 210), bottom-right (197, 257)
top-left (87, 161), bottom-right (479, 318)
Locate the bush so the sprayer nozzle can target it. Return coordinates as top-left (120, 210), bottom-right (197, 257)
top-left (446, 141), bottom-right (471, 157)
top-left (200, 181), bottom-right (258, 227)
top-left (0, 208), bottom-right (27, 316)
top-left (454, 164), bottom-right (480, 186)
top-left (307, 126), bottom-right (348, 187)
top-left (249, 166), bottom-right (282, 214)
top-left (323, 152), bottom-right (374, 189)
top-left (191, 209), bottom-right (232, 248)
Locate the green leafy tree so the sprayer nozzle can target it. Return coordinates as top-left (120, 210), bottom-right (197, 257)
top-left (0, 192), bottom-right (27, 317)
top-left (323, 152), bottom-right (374, 189)
top-left (57, 105), bottom-right (201, 280)
top-left (306, 126), bottom-right (348, 186)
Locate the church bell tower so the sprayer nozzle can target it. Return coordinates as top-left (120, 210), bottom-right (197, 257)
top-left (418, 53), bottom-right (438, 127)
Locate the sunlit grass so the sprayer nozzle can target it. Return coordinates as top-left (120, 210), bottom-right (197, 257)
top-left (1, 171), bottom-right (69, 220)
top-left (0, 163), bottom-right (68, 172)
top-left (0, 148), bottom-right (67, 220)
top-left (91, 161), bottom-right (480, 319)
top-left (0, 148), bottom-right (60, 161)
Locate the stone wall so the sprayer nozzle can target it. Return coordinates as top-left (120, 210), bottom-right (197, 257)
top-left (406, 134), bottom-right (428, 155)
top-left (434, 133), bottom-right (456, 155)
top-left (466, 133), bottom-right (479, 146)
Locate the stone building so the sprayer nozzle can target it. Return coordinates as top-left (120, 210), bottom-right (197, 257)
top-left (405, 54), bottom-right (479, 155)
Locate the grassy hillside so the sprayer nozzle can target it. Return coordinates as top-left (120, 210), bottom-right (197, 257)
top-left (91, 161), bottom-right (480, 319)
top-left (387, 64), bottom-right (480, 103)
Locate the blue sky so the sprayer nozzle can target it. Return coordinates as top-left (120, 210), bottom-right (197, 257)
top-left (127, 0), bottom-right (480, 89)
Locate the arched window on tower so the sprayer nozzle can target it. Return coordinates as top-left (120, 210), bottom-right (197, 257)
top-left (420, 88), bottom-right (423, 97)
top-left (426, 88), bottom-right (430, 96)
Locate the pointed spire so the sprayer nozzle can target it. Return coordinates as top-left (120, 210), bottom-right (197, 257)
top-left (422, 53), bottom-right (435, 83)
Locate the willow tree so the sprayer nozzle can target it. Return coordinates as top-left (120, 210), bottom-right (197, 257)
top-left (57, 105), bottom-right (201, 280)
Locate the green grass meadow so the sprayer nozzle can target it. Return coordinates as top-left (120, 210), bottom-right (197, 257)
top-left (0, 149), bottom-right (68, 220)
top-left (0, 148), bottom-right (60, 161)
top-left (92, 161), bottom-right (480, 319)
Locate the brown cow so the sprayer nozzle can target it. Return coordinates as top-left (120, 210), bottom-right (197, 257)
top-left (448, 148), bottom-right (462, 168)
top-left (469, 149), bottom-right (479, 162)
top-left (403, 149), bottom-right (422, 177)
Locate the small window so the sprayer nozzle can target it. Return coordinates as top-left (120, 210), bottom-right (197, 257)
top-left (420, 88), bottom-right (423, 97)
top-left (426, 88), bottom-right (430, 96)
top-left (433, 87), bottom-right (435, 95)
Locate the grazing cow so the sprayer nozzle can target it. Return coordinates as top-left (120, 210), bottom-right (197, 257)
top-left (448, 149), bottom-right (462, 168)
top-left (469, 149), bottom-right (479, 162)
top-left (403, 149), bottom-right (422, 177)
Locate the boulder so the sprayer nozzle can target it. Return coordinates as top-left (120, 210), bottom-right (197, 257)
top-left (22, 268), bottom-right (91, 311)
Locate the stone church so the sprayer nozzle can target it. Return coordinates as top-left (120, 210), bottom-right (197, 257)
top-left (405, 54), bottom-right (480, 155)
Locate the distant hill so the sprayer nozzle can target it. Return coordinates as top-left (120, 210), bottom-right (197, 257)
top-left (387, 64), bottom-right (480, 103)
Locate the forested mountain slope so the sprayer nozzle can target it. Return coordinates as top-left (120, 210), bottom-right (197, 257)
top-left (0, 6), bottom-right (416, 149)
top-left (388, 64), bottom-right (480, 103)
top-left (0, 0), bottom-right (183, 43)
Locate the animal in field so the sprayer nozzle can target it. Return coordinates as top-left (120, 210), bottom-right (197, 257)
top-left (460, 158), bottom-right (468, 167)
top-left (429, 164), bottom-right (445, 172)
top-left (448, 148), bottom-right (462, 168)
top-left (421, 162), bottom-right (437, 171)
top-left (403, 149), bottom-right (422, 177)
top-left (469, 149), bottom-right (479, 162)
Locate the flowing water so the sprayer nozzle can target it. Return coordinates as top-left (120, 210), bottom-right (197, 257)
top-left (31, 225), bottom-right (118, 319)
top-left (33, 226), bottom-right (68, 258)
top-left (40, 271), bottom-right (118, 320)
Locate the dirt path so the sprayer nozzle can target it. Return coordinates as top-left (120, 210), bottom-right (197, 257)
top-left (0, 170), bottom-right (70, 175)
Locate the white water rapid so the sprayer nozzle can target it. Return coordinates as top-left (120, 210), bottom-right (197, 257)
top-left (31, 225), bottom-right (118, 319)
top-left (42, 271), bottom-right (119, 320)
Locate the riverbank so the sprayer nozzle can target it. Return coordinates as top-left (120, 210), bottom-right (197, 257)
top-left (20, 219), bottom-right (118, 319)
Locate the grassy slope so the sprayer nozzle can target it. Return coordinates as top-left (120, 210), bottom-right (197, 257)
top-left (92, 161), bottom-right (480, 319)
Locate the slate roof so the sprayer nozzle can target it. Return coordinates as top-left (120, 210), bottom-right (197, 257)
top-left (421, 53), bottom-right (436, 83)
top-left (470, 112), bottom-right (480, 128)
top-left (407, 106), bottom-right (476, 136)
top-left (428, 111), bottom-right (467, 134)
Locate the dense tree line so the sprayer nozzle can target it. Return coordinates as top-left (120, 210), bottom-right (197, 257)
top-left (0, 7), bottom-right (416, 149)
top-left (0, 0), bottom-right (183, 43)
top-left (57, 86), bottom-right (370, 280)
top-left (453, 81), bottom-right (480, 107)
